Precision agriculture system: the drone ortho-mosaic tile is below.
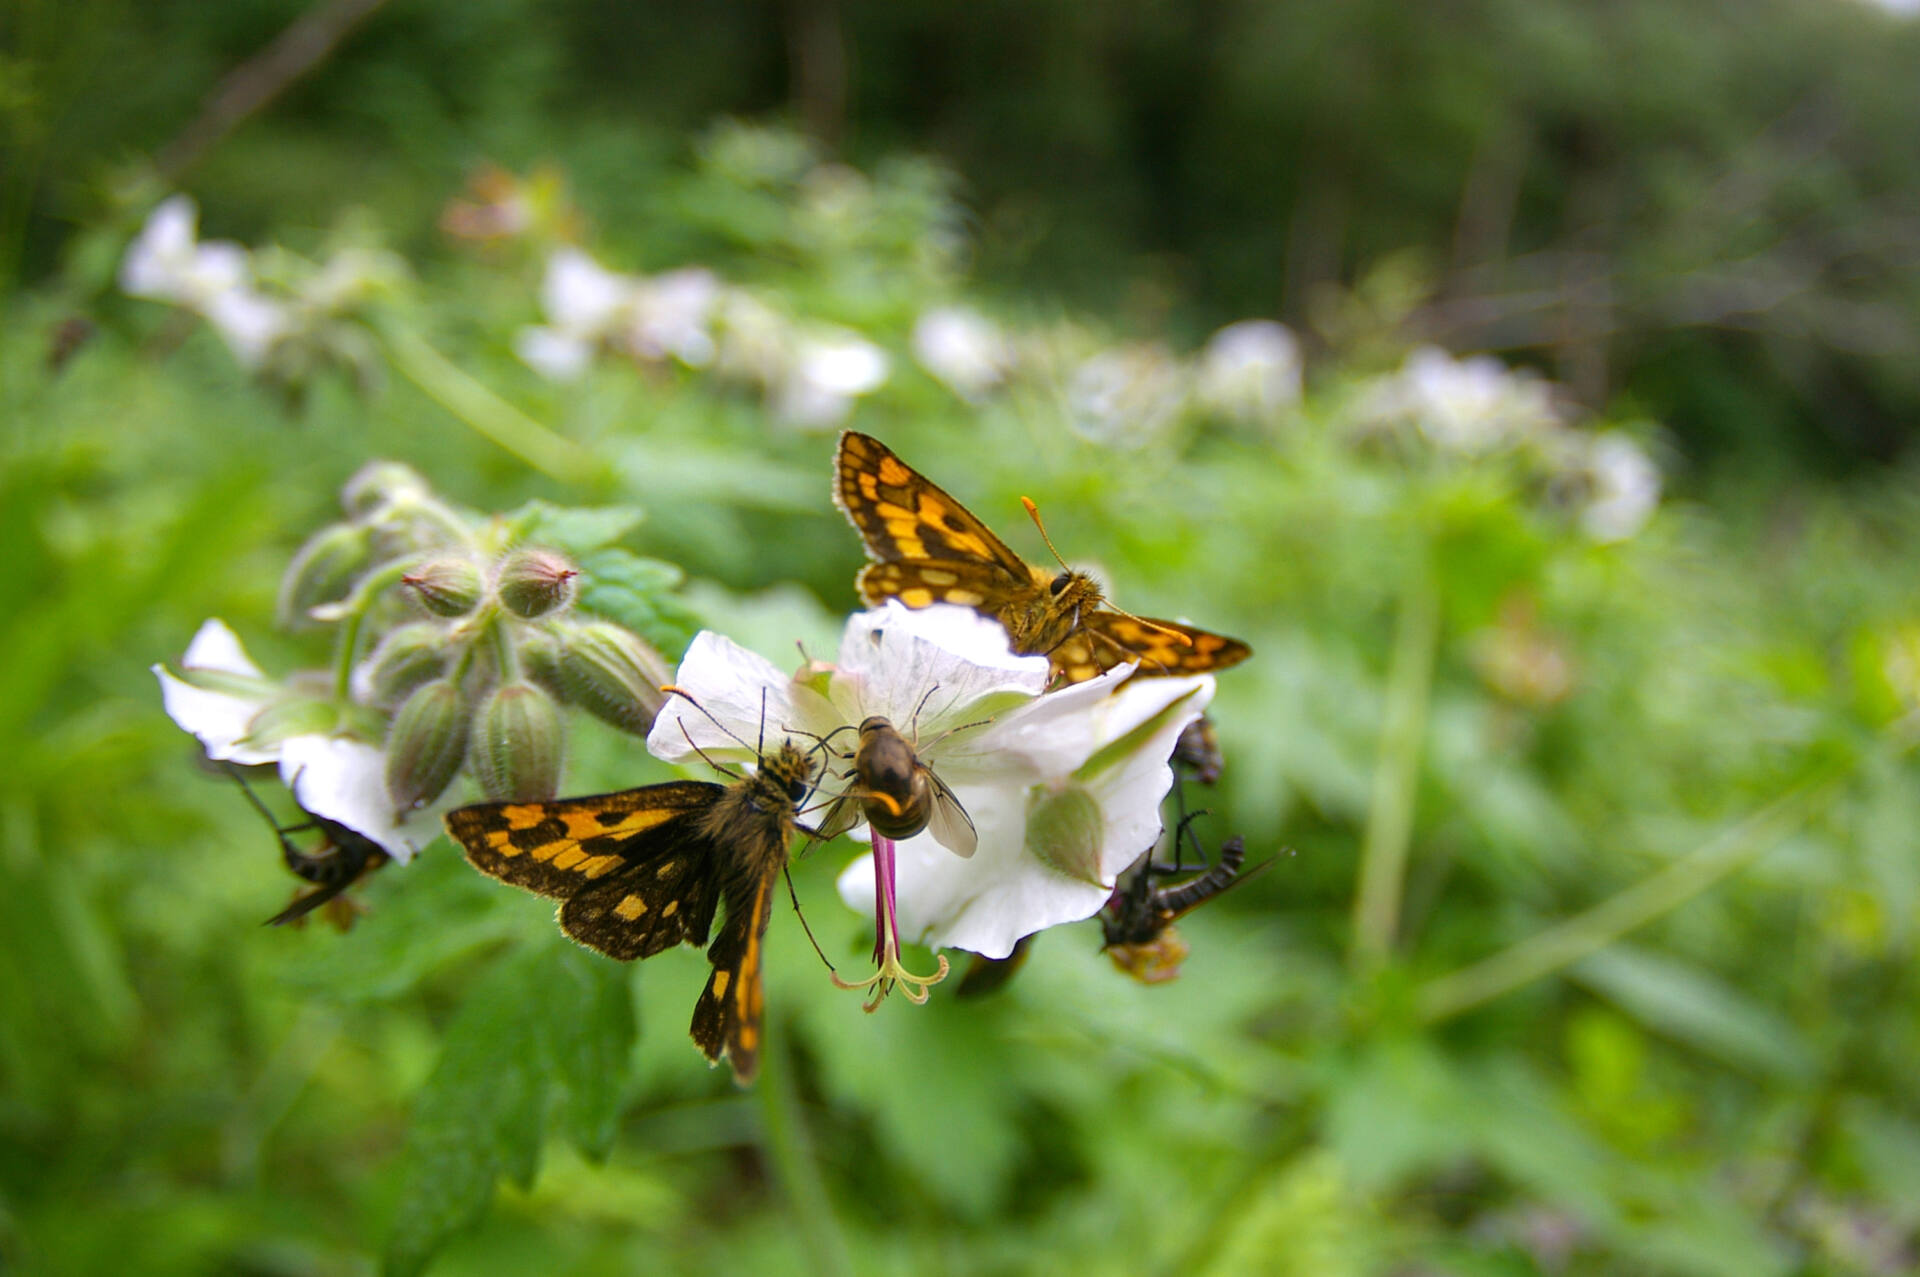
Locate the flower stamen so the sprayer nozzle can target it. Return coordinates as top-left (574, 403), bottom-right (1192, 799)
top-left (830, 833), bottom-right (950, 1010)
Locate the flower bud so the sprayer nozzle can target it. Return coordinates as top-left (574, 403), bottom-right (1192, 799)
top-left (402, 558), bottom-right (486, 618)
top-left (384, 678), bottom-right (473, 810)
top-left (1025, 785), bottom-right (1105, 884)
top-left (342, 460), bottom-right (430, 518)
top-left (517, 628), bottom-right (566, 696)
top-left (471, 680), bottom-right (564, 801)
top-left (276, 522), bottom-right (373, 630)
top-left (555, 621), bottom-right (671, 736)
top-left (496, 548), bottom-right (579, 619)
top-left (362, 622), bottom-right (450, 708)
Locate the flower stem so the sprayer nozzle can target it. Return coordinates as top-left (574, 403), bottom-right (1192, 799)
top-left (1350, 564), bottom-right (1440, 972)
top-left (756, 1021), bottom-right (854, 1277)
top-left (1415, 712), bottom-right (1920, 1023)
top-left (377, 321), bottom-right (602, 486)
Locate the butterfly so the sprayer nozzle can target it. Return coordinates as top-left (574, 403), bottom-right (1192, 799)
top-left (226, 764), bottom-right (389, 926)
top-left (814, 716), bottom-right (977, 856)
top-left (443, 739), bottom-right (818, 1085)
top-left (833, 431), bottom-right (1251, 684)
top-left (1101, 814), bottom-right (1269, 985)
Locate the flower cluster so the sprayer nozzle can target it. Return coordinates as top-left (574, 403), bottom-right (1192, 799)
top-left (909, 306), bottom-right (1304, 438)
top-left (121, 195), bottom-right (402, 391)
top-left (156, 462), bottom-right (676, 869)
top-left (516, 246), bottom-right (890, 428)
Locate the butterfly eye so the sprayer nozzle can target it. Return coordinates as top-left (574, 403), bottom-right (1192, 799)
top-left (1048, 571), bottom-right (1072, 596)
top-left (785, 777), bottom-right (810, 804)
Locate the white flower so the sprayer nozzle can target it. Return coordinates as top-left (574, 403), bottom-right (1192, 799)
top-left (1362, 345), bottom-right (1560, 453)
top-left (120, 196), bottom-right (248, 305)
top-left (153, 618), bottom-right (283, 766)
top-left (631, 267), bottom-right (721, 366)
top-left (648, 603), bottom-right (1212, 969)
top-left (647, 606), bottom-right (1048, 854)
top-left (1194, 320), bottom-right (1301, 423)
top-left (771, 329), bottom-right (891, 428)
top-left (120, 196), bottom-right (290, 368)
top-left (1575, 432), bottom-right (1662, 543)
top-left (912, 306), bottom-right (1013, 401)
top-left (1066, 344), bottom-right (1189, 450)
top-left (517, 248), bottom-right (722, 380)
top-left (154, 618), bottom-right (441, 861)
top-left (843, 665), bottom-right (1212, 958)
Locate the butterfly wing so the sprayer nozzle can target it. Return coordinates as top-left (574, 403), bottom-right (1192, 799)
top-left (835, 431), bottom-right (1032, 581)
top-left (1070, 611), bottom-right (1252, 682)
top-left (688, 862), bottom-right (778, 1084)
top-left (446, 780), bottom-right (727, 960)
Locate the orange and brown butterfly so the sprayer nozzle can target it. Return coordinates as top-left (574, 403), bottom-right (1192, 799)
top-left (443, 740), bottom-right (818, 1085)
top-left (832, 431), bottom-right (1251, 684)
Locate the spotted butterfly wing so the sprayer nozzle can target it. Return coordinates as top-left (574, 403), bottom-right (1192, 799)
top-left (834, 430), bottom-right (1250, 683)
top-left (446, 743), bottom-right (815, 1084)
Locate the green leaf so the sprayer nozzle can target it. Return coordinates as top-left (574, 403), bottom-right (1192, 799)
top-left (577, 547), bottom-right (703, 657)
top-left (1571, 945), bottom-right (1816, 1082)
top-left (382, 941), bottom-right (636, 1277)
top-left (502, 500), bottom-right (646, 554)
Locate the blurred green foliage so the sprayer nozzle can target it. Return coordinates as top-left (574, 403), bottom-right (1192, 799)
top-left (9, 0), bottom-right (1920, 469)
top-left (4, 5), bottom-right (1920, 1276)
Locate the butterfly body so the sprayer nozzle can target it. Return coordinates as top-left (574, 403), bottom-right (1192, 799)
top-left (818, 716), bottom-right (977, 855)
top-left (835, 431), bottom-right (1250, 684)
top-left (445, 741), bottom-right (815, 1084)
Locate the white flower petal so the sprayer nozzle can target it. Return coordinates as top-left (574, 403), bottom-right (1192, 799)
top-left (279, 735), bottom-right (442, 863)
top-left (182, 617), bottom-right (266, 678)
top-left (827, 603), bottom-right (1049, 732)
top-left (515, 326), bottom-right (595, 381)
top-left (837, 779), bottom-right (1115, 959)
top-left (544, 247), bottom-right (631, 334)
top-left (153, 619), bottom-right (278, 764)
top-left (911, 306), bottom-right (1010, 400)
top-left (646, 631), bottom-right (842, 768)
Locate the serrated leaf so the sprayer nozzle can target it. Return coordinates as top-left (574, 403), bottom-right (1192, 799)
top-left (577, 548), bottom-right (702, 657)
top-left (503, 500), bottom-right (646, 554)
top-left (382, 942), bottom-right (637, 1277)
top-left (1571, 945), bottom-right (1816, 1082)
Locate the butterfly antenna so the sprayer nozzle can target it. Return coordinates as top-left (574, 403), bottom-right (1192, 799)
top-left (1022, 496), bottom-right (1193, 651)
top-left (675, 719), bottom-right (744, 781)
top-left (782, 863), bottom-right (840, 976)
top-left (660, 684), bottom-right (763, 756)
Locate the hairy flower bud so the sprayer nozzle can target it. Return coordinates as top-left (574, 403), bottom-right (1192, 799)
top-left (471, 680), bottom-right (564, 801)
top-left (1025, 785), bottom-right (1105, 884)
top-left (276, 522), bottom-right (373, 629)
top-left (555, 621), bottom-right (671, 736)
top-left (495, 548), bottom-right (579, 619)
top-left (362, 622), bottom-right (451, 708)
top-left (384, 678), bottom-right (473, 809)
top-left (402, 558), bottom-right (485, 618)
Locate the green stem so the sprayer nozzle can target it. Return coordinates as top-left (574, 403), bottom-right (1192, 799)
top-left (327, 557), bottom-right (419, 700)
top-left (378, 322), bottom-right (601, 486)
top-left (1350, 565), bottom-right (1441, 971)
top-left (756, 1022), bottom-right (853, 1277)
top-left (1414, 713), bottom-right (1920, 1024)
